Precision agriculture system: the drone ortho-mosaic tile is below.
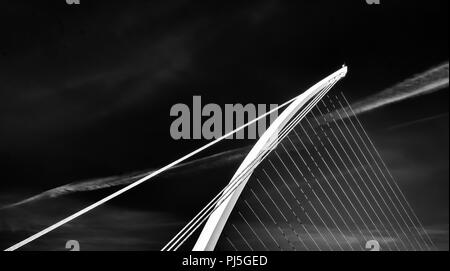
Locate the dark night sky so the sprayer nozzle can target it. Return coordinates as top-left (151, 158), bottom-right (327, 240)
top-left (0, 0), bottom-right (447, 250)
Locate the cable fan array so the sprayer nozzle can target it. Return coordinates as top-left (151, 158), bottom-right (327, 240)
top-left (5, 65), bottom-right (434, 252)
top-left (162, 67), bottom-right (348, 251)
top-left (215, 93), bottom-right (436, 251)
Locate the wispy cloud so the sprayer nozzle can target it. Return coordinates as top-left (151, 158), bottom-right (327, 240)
top-left (343, 62), bottom-right (448, 116)
top-left (4, 63), bottom-right (448, 210)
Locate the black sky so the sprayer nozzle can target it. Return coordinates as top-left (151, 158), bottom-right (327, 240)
top-left (0, 0), bottom-right (448, 250)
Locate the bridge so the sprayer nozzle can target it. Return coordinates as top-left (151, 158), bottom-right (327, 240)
top-left (5, 66), bottom-right (435, 251)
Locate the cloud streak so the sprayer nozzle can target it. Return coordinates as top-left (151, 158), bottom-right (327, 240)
top-left (2, 62), bottom-right (449, 211)
top-left (345, 62), bottom-right (448, 116)
top-left (1, 147), bottom-right (248, 209)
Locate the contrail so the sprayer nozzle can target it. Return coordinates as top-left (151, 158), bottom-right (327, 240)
top-left (3, 62), bottom-right (448, 210)
top-left (0, 147), bottom-right (249, 209)
top-left (344, 62), bottom-right (448, 116)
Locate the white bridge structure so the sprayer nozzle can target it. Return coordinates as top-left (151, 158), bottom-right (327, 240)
top-left (5, 65), bottom-right (435, 251)
top-left (162, 65), bottom-right (435, 251)
top-left (161, 66), bottom-right (349, 251)
top-left (191, 67), bottom-right (348, 251)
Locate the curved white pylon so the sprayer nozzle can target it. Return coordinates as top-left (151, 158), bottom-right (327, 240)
top-left (193, 66), bottom-right (348, 251)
